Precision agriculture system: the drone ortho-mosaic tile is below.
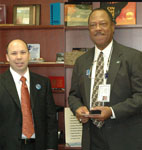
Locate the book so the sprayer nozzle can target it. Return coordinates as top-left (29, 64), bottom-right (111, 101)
top-left (65, 3), bottom-right (92, 26)
top-left (48, 76), bottom-right (65, 90)
top-left (0, 4), bottom-right (6, 24)
top-left (50, 3), bottom-right (64, 25)
top-left (27, 44), bottom-right (40, 61)
top-left (13, 4), bottom-right (40, 25)
top-left (56, 52), bottom-right (64, 63)
top-left (100, 2), bottom-right (136, 25)
top-left (65, 107), bottom-right (82, 147)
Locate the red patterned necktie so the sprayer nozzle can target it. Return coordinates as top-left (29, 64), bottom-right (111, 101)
top-left (91, 52), bottom-right (104, 128)
top-left (20, 76), bottom-right (34, 138)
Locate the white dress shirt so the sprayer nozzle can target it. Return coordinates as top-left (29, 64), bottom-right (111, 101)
top-left (90, 40), bottom-right (116, 119)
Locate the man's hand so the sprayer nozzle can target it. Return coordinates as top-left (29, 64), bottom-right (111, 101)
top-left (75, 106), bottom-right (89, 123)
top-left (90, 106), bottom-right (112, 121)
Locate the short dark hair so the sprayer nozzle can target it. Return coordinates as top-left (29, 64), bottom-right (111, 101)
top-left (88, 8), bottom-right (116, 24)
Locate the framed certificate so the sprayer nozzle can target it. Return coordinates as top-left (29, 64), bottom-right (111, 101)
top-left (13, 4), bottom-right (40, 25)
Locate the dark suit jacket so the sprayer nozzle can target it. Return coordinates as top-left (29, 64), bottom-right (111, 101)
top-left (68, 40), bottom-right (142, 150)
top-left (0, 69), bottom-right (58, 150)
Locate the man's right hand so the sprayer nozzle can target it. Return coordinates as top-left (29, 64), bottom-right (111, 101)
top-left (75, 106), bottom-right (89, 123)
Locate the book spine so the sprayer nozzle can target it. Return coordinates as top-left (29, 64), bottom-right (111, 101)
top-left (50, 3), bottom-right (64, 25)
top-left (50, 4), bottom-right (54, 25)
top-left (35, 4), bottom-right (40, 25)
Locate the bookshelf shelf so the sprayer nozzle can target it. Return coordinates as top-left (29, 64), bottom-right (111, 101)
top-left (65, 26), bottom-right (88, 30)
top-left (0, 64), bottom-right (9, 67)
top-left (1, 24), bottom-right (141, 31)
top-left (116, 24), bottom-right (142, 29)
top-left (0, 63), bottom-right (75, 68)
top-left (0, 62), bottom-right (65, 67)
top-left (0, 25), bottom-right (65, 30)
top-left (64, 65), bottom-right (74, 68)
top-left (29, 62), bottom-right (65, 67)
top-left (65, 24), bottom-right (142, 30)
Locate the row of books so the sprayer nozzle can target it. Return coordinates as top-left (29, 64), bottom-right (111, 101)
top-left (0, 2), bottom-right (136, 26)
top-left (0, 3), bottom-right (92, 26)
top-left (50, 2), bottom-right (92, 26)
top-left (50, 2), bottom-right (136, 26)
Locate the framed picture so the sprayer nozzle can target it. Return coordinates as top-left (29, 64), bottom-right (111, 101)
top-left (64, 3), bottom-right (92, 26)
top-left (100, 2), bottom-right (136, 25)
top-left (27, 43), bottom-right (40, 61)
top-left (0, 4), bottom-right (6, 24)
top-left (13, 4), bottom-right (40, 25)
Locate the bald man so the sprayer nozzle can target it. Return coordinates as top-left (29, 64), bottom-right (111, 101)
top-left (0, 39), bottom-right (58, 150)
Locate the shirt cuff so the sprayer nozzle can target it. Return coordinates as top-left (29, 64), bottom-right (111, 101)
top-left (110, 107), bottom-right (116, 119)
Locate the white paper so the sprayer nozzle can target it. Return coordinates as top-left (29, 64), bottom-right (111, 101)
top-left (65, 107), bottom-right (82, 147)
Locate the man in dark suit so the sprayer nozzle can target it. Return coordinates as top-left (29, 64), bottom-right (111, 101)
top-left (0, 39), bottom-right (58, 150)
top-left (68, 8), bottom-right (142, 150)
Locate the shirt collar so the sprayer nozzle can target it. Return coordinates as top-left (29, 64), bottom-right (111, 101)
top-left (10, 67), bottom-right (30, 83)
top-left (94, 40), bottom-right (113, 60)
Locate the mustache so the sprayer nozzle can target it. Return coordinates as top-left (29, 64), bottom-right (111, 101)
top-left (94, 32), bottom-right (104, 36)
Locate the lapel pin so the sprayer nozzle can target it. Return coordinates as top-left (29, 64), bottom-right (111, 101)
top-left (116, 61), bottom-right (120, 64)
top-left (86, 69), bottom-right (90, 76)
top-left (36, 84), bottom-right (41, 90)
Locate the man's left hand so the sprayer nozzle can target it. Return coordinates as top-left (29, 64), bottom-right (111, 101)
top-left (90, 106), bottom-right (112, 121)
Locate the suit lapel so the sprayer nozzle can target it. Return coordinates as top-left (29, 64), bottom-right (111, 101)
top-left (82, 43), bottom-right (122, 108)
top-left (1, 70), bottom-right (21, 109)
top-left (1, 70), bottom-right (41, 110)
top-left (30, 72), bottom-right (42, 110)
top-left (107, 41), bottom-right (123, 89)
top-left (30, 73), bottom-right (36, 110)
top-left (84, 48), bottom-right (95, 109)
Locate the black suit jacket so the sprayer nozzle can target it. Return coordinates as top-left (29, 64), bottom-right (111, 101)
top-left (68, 40), bottom-right (142, 150)
top-left (0, 69), bottom-right (58, 150)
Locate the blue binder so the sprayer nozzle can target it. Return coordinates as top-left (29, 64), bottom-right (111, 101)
top-left (50, 3), bottom-right (64, 25)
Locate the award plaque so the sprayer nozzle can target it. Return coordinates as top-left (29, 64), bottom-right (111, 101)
top-left (13, 4), bottom-right (40, 25)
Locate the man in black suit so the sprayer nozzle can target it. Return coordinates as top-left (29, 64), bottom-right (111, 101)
top-left (0, 39), bottom-right (58, 150)
top-left (68, 8), bottom-right (142, 150)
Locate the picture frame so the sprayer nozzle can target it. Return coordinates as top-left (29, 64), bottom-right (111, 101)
top-left (64, 3), bottom-right (92, 26)
top-left (0, 4), bottom-right (6, 24)
top-left (100, 2), bottom-right (136, 25)
top-left (13, 4), bottom-right (40, 25)
top-left (27, 43), bottom-right (40, 61)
